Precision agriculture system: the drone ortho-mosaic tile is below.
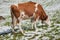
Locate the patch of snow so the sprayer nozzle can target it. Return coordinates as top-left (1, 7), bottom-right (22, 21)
top-left (42, 36), bottom-right (50, 40)
top-left (54, 24), bottom-right (60, 26)
top-left (45, 4), bottom-right (60, 11)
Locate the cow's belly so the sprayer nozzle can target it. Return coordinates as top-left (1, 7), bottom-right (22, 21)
top-left (21, 15), bottom-right (33, 20)
top-left (20, 11), bottom-right (34, 20)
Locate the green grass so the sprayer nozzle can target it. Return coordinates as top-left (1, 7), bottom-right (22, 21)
top-left (4, 22), bottom-right (11, 26)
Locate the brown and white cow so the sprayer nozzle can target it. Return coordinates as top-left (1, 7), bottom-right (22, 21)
top-left (10, 1), bottom-right (51, 34)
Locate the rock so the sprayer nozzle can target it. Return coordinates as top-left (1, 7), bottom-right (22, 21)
top-left (0, 26), bottom-right (12, 35)
top-left (0, 16), bottom-right (5, 20)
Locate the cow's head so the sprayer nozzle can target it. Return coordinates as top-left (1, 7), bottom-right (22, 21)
top-left (43, 16), bottom-right (51, 26)
top-left (40, 14), bottom-right (51, 26)
top-left (40, 11), bottom-right (51, 26)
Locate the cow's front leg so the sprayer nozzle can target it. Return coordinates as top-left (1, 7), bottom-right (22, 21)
top-left (31, 17), bottom-right (36, 29)
top-left (31, 20), bottom-right (38, 31)
top-left (32, 21), bottom-right (38, 32)
top-left (31, 17), bottom-right (39, 32)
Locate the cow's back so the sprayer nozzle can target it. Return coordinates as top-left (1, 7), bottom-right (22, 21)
top-left (18, 1), bottom-right (36, 17)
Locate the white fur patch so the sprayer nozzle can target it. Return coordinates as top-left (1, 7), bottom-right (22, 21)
top-left (35, 3), bottom-right (38, 12)
top-left (20, 11), bottom-right (25, 18)
top-left (18, 11), bottom-right (24, 19)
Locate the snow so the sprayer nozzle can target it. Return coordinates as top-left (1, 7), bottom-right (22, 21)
top-left (42, 36), bottom-right (50, 40)
top-left (45, 4), bottom-right (60, 11)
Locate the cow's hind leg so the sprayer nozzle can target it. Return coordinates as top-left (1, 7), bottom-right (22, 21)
top-left (17, 18), bottom-right (24, 35)
top-left (11, 12), bottom-right (17, 32)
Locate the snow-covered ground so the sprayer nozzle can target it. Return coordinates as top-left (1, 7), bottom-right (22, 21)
top-left (0, 0), bottom-right (60, 40)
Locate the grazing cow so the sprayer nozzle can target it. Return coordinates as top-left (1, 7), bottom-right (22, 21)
top-left (10, 1), bottom-right (50, 34)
